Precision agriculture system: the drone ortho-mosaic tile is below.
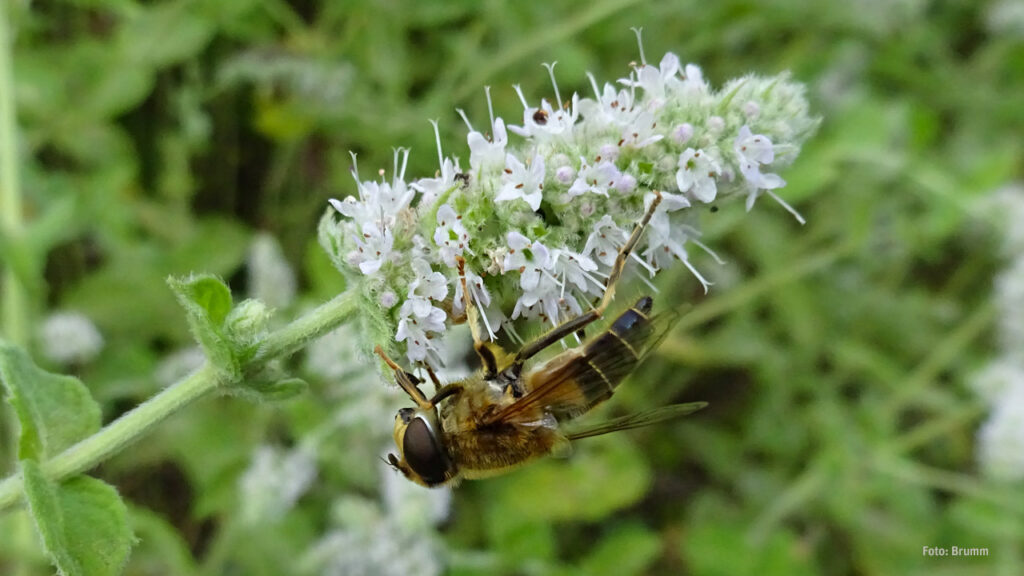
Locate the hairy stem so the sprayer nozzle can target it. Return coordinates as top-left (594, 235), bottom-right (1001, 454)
top-left (0, 290), bottom-right (359, 511)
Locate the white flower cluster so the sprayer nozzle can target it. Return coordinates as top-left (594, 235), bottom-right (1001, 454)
top-left (37, 311), bottom-right (105, 365)
top-left (239, 445), bottom-right (318, 524)
top-left (248, 232), bottom-right (297, 309)
top-left (300, 463), bottom-right (449, 576)
top-left (973, 184), bottom-right (1024, 481)
top-left (320, 36), bottom-right (817, 367)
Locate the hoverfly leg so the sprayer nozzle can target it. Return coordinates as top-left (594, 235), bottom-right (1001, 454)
top-left (374, 345), bottom-right (433, 410)
top-left (429, 383), bottom-right (464, 406)
top-left (594, 190), bottom-right (662, 316)
top-left (423, 363), bottom-right (443, 389)
top-left (508, 192), bottom-right (663, 370)
top-left (455, 255), bottom-right (500, 379)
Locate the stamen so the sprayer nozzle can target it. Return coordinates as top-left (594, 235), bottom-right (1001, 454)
top-left (630, 252), bottom-right (659, 277)
top-left (631, 27), bottom-right (647, 66)
top-left (586, 72), bottom-right (602, 100)
top-left (543, 62), bottom-right (562, 108)
top-left (766, 190), bottom-right (807, 225)
top-left (485, 86), bottom-right (496, 131)
top-left (503, 320), bottom-right (525, 346)
top-left (692, 238), bottom-right (726, 265)
top-left (513, 84), bottom-right (530, 110)
top-left (682, 258), bottom-right (713, 294)
top-left (429, 119), bottom-right (444, 168)
top-left (456, 108), bottom-right (474, 132)
top-left (396, 147), bottom-right (410, 184)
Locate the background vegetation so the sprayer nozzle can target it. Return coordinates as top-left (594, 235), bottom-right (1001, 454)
top-left (1, 0), bottom-right (1022, 574)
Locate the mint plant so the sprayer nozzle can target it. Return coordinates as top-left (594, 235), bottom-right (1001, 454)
top-left (0, 21), bottom-right (816, 576)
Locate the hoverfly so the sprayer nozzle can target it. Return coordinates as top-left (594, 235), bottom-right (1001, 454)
top-left (378, 192), bottom-right (706, 487)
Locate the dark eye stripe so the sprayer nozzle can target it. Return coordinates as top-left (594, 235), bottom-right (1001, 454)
top-left (403, 418), bottom-right (448, 485)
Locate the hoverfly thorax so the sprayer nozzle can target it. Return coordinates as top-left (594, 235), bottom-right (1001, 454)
top-left (390, 404), bottom-right (456, 487)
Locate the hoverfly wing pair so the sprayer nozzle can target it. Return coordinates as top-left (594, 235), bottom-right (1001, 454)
top-left (480, 297), bottom-right (684, 427)
top-left (564, 402), bottom-right (708, 441)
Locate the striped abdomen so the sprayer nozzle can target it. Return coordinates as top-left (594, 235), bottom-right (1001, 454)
top-left (525, 296), bottom-right (657, 420)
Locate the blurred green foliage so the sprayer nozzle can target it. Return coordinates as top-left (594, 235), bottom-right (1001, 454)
top-left (1, 0), bottom-right (1023, 574)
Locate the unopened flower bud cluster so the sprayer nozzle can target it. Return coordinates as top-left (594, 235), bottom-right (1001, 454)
top-left (320, 41), bottom-right (818, 368)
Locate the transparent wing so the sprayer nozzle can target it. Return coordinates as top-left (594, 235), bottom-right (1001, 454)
top-left (565, 402), bottom-right (707, 440)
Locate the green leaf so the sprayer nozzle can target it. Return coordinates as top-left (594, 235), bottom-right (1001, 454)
top-left (167, 274), bottom-right (238, 377)
top-left (126, 506), bottom-right (198, 576)
top-left (488, 433), bottom-right (652, 523)
top-left (0, 343), bottom-right (101, 461)
top-left (682, 493), bottom-right (816, 576)
top-left (117, 0), bottom-right (215, 68)
top-left (579, 524), bottom-right (662, 576)
top-left (22, 461), bottom-right (135, 576)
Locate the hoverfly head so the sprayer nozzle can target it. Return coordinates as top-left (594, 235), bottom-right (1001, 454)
top-left (390, 405), bottom-right (456, 487)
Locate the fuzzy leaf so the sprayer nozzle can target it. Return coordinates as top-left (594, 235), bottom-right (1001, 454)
top-left (167, 274), bottom-right (238, 377)
top-left (22, 461), bottom-right (135, 576)
top-left (0, 343), bottom-right (101, 461)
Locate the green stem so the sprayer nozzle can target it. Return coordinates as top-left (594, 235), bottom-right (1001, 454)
top-left (0, 8), bottom-right (33, 576)
top-left (0, 290), bottom-right (360, 511)
top-left (0, 0), bottom-right (27, 348)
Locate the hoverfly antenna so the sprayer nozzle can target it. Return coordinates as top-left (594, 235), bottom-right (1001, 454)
top-left (385, 453), bottom-right (401, 469)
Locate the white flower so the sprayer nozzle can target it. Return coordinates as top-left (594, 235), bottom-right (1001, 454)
top-left (978, 378), bottom-right (1024, 482)
top-left (678, 63), bottom-right (710, 97)
top-left (578, 77), bottom-right (637, 127)
top-left (676, 148), bottom-right (721, 203)
top-left (511, 271), bottom-right (570, 328)
top-left (330, 150), bottom-right (415, 228)
top-left (38, 312), bottom-right (104, 365)
top-left (432, 204), bottom-right (471, 267)
top-left (248, 233), bottom-right (296, 309)
top-left (620, 110), bottom-right (664, 149)
top-left (583, 215), bottom-right (630, 267)
top-left (466, 117), bottom-right (508, 174)
top-left (508, 89), bottom-right (580, 141)
top-left (412, 120), bottom-right (464, 206)
top-left (381, 454), bottom-right (452, 530)
top-left (552, 249), bottom-right (604, 297)
top-left (624, 52), bottom-right (682, 100)
top-left (453, 267), bottom-right (503, 341)
top-left (643, 220), bottom-right (712, 293)
top-left (568, 157), bottom-right (620, 198)
top-left (406, 259), bottom-right (449, 317)
top-left (307, 506), bottom-right (444, 573)
top-left (396, 301), bottom-right (446, 365)
top-left (735, 125), bottom-right (782, 187)
top-left (735, 125), bottom-right (805, 224)
top-left (502, 232), bottom-right (552, 291)
top-left (496, 153), bottom-right (545, 211)
top-left (240, 445), bottom-right (318, 524)
top-left (352, 221), bottom-right (395, 275)
top-left (412, 157), bottom-right (461, 206)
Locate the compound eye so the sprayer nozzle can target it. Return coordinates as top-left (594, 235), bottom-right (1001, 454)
top-left (402, 417), bottom-right (449, 485)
